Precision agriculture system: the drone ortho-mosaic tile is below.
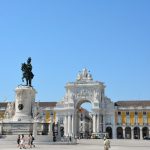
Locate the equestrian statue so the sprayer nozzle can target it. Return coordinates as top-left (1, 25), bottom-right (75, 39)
top-left (21, 57), bottom-right (34, 86)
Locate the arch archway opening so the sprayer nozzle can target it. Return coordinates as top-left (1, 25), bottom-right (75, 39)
top-left (134, 127), bottom-right (140, 139)
top-left (142, 127), bottom-right (149, 139)
top-left (117, 127), bottom-right (123, 139)
top-left (125, 127), bottom-right (131, 139)
top-left (106, 127), bottom-right (112, 139)
top-left (75, 99), bottom-right (93, 139)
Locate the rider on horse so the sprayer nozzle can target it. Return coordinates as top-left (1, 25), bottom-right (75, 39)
top-left (21, 57), bottom-right (34, 86)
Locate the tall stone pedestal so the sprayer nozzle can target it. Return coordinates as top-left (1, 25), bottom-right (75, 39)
top-left (13, 86), bottom-right (36, 122)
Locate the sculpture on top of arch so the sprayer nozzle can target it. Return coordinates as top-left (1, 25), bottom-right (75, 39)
top-left (76, 68), bottom-right (93, 81)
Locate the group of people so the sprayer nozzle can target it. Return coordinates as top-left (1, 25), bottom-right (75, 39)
top-left (16, 133), bottom-right (110, 150)
top-left (17, 134), bottom-right (35, 149)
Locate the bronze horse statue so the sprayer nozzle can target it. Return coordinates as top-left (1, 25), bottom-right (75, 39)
top-left (21, 57), bottom-right (34, 86)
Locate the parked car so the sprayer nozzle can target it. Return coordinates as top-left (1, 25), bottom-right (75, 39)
top-left (91, 133), bottom-right (108, 139)
top-left (143, 136), bottom-right (150, 140)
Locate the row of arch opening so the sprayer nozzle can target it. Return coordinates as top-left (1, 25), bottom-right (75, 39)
top-left (106, 126), bottom-right (149, 139)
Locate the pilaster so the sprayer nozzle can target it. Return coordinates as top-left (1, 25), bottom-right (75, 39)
top-left (96, 114), bottom-right (99, 133)
top-left (140, 127), bottom-right (143, 140)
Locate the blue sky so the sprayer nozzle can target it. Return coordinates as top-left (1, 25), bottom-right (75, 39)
top-left (0, 0), bottom-right (150, 103)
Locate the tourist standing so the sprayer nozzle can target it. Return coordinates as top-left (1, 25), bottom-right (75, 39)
top-left (103, 137), bottom-right (110, 150)
top-left (20, 134), bottom-right (26, 149)
top-left (27, 134), bottom-right (32, 148)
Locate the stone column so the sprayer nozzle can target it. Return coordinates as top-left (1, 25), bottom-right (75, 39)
top-left (123, 127), bottom-right (125, 139)
top-left (72, 114), bottom-right (74, 136)
top-left (0, 121), bottom-right (2, 134)
top-left (95, 114), bottom-right (97, 133)
top-left (99, 115), bottom-right (102, 132)
top-left (48, 120), bottom-right (52, 133)
top-left (64, 115), bottom-right (66, 136)
top-left (74, 113), bottom-right (77, 137)
top-left (83, 114), bottom-right (85, 137)
top-left (97, 114), bottom-right (99, 133)
top-left (57, 121), bottom-right (61, 141)
top-left (112, 126), bottom-right (116, 139)
top-left (112, 114), bottom-right (116, 139)
top-left (64, 115), bottom-right (68, 136)
top-left (131, 127), bottom-right (134, 139)
top-left (140, 127), bottom-right (143, 140)
top-left (93, 114), bottom-right (96, 133)
top-left (68, 115), bottom-right (71, 136)
top-left (103, 115), bottom-right (106, 132)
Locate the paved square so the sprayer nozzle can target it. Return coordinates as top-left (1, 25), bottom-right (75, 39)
top-left (0, 139), bottom-right (150, 150)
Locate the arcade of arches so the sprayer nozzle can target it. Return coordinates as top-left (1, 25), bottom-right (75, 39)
top-left (116, 126), bottom-right (149, 139)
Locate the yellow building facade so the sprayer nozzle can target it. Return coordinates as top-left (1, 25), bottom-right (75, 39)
top-left (115, 101), bottom-right (150, 139)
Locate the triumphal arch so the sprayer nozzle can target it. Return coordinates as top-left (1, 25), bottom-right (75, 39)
top-left (56, 68), bottom-right (115, 138)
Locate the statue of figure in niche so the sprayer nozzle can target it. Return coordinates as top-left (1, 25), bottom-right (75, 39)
top-left (4, 102), bottom-right (14, 119)
top-left (21, 57), bottom-right (34, 86)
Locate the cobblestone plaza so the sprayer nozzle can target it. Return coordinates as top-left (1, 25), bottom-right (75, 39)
top-left (0, 139), bottom-right (150, 150)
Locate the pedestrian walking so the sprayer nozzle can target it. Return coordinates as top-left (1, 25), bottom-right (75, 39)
top-left (103, 137), bottom-right (110, 150)
top-left (69, 136), bottom-right (72, 142)
top-left (30, 134), bottom-right (35, 147)
top-left (20, 134), bottom-right (26, 149)
top-left (17, 135), bottom-right (20, 147)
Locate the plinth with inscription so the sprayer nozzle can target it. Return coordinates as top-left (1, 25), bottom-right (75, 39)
top-left (1, 85), bottom-right (36, 135)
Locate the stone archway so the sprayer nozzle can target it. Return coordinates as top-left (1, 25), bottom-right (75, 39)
top-left (117, 127), bottom-right (123, 139)
top-left (134, 127), bottom-right (140, 139)
top-left (55, 68), bottom-right (114, 138)
top-left (142, 127), bottom-right (149, 138)
top-left (106, 126), bottom-right (112, 139)
top-left (75, 99), bottom-right (93, 139)
top-left (125, 127), bottom-right (131, 139)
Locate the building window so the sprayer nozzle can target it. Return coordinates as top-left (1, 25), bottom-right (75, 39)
top-left (118, 112), bottom-right (121, 115)
top-left (135, 112), bottom-right (138, 115)
top-left (118, 115), bottom-right (121, 124)
top-left (143, 116), bottom-right (147, 124)
top-left (126, 112), bottom-right (130, 124)
top-left (135, 112), bottom-right (138, 124)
